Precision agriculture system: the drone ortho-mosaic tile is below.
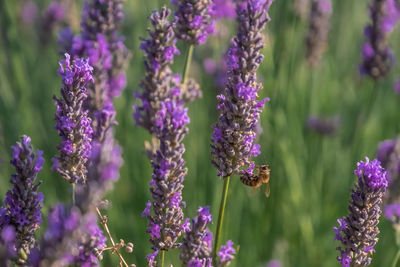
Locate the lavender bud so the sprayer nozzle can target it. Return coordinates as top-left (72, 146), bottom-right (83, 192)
top-left (134, 7), bottom-right (180, 134)
top-left (172, 0), bottom-right (216, 45)
top-left (360, 0), bottom-right (400, 79)
top-left (52, 54), bottom-right (94, 184)
top-left (1, 136), bottom-right (44, 256)
top-left (211, 0), bottom-right (273, 178)
top-left (180, 206), bottom-right (213, 264)
top-left (334, 158), bottom-right (388, 266)
top-left (40, 2), bottom-right (65, 44)
top-left (305, 0), bottom-right (332, 67)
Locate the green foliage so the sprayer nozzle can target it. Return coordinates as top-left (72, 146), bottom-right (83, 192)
top-left (0, 0), bottom-right (399, 266)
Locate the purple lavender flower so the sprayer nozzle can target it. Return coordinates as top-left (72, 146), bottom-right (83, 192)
top-left (172, 0), bottom-right (216, 44)
top-left (211, 0), bottom-right (273, 178)
top-left (216, 240), bottom-right (235, 266)
top-left (306, 115), bottom-right (340, 136)
top-left (305, 0), bottom-right (332, 67)
top-left (142, 99), bottom-right (190, 252)
top-left (67, 0), bottom-right (130, 198)
top-left (134, 7), bottom-right (181, 134)
top-left (360, 0), bottom-right (400, 79)
top-left (394, 80), bottom-right (400, 95)
top-left (0, 136), bottom-right (44, 257)
top-left (40, 1), bottom-right (65, 44)
top-left (180, 206), bottom-right (213, 264)
top-left (52, 54), bottom-right (94, 184)
top-left (334, 158), bottom-right (388, 266)
top-left (31, 204), bottom-right (105, 267)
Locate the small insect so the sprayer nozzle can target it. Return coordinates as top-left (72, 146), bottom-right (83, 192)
top-left (240, 164), bottom-right (271, 197)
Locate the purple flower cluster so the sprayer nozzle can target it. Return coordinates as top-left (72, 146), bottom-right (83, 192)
top-left (0, 136), bottom-right (44, 258)
top-left (52, 54), bottom-right (94, 184)
top-left (134, 7), bottom-right (181, 134)
top-left (180, 206), bottom-right (213, 265)
top-left (334, 158), bottom-right (388, 267)
top-left (40, 1), bottom-right (66, 44)
top-left (59, 0), bottom-right (130, 198)
top-left (211, 0), bottom-right (273, 178)
top-left (172, 0), bottom-right (216, 45)
top-left (360, 0), bottom-right (400, 79)
top-left (142, 99), bottom-right (190, 254)
top-left (305, 0), bottom-right (332, 67)
top-left (30, 204), bottom-right (106, 267)
top-left (217, 240), bottom-right (236, 267)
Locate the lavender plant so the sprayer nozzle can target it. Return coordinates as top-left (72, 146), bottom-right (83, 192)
top-left (52, 53), bottom-right (94, 186)
top-left (305, 0), bottom-right (332, 67)
top-left (334, 158), bottom-right (388, 266)
top-left (0, 136), bottom-right (44, 262)
top-left (360, 0), bottom-right (400, 79)
top-left (0, 226), bottom-right (16, 266)
top-left (210, 0), bottom-right (273, 263)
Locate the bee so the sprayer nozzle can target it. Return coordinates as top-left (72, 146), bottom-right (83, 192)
top-left (240, 164), bottom-right (271, 197)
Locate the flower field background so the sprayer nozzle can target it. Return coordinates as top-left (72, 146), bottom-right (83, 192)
top-left (1, 0), bottom-right (400, 266)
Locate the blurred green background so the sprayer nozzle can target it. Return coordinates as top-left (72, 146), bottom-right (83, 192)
top-left (1, 0), bottom-right (399, 266)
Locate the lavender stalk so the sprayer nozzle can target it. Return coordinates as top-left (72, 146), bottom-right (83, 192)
top-left (360, 0), bottom-right (400, 79)
top-left (52, 53), bottom-right (94, 186)
top-left (210, 1), bottom-right (273, 263)
top-left (334, 158), bottom-right (388, 266)
top-left (0, 136), bottom-right (44, 262)
top-left (305, 0), bottom-right (332, 67)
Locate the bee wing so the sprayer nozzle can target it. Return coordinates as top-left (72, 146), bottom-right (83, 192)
top-left (264, 183), bottom-right (270, 198)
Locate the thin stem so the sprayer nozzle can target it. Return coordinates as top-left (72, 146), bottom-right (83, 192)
top-left (72, 183), bottom-right (76, 206)
top-left (212, 176), bottom-right (231, 265)
top-left (96, 208), bottom-right (130, 267)
top-left (181, 44), bottom-right (194, 91)
top-left (161, 250), bottom-right (165, 267)
top-left (391, 249), bottom-right (400, 267)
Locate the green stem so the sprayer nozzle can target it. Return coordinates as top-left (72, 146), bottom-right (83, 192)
top-left (212, 176), bottom-right (231, 265)
top-left (161, 250), bottom-right (165, 267)
top-left (181, 44), bottom-right (194, 91)
top-left (72, 183), bottom-right (76, 206)
top-left (391, 249), bottom-right (400, 267)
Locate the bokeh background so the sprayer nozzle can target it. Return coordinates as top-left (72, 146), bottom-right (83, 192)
top-left (0, 0), bottom-right (399, 266)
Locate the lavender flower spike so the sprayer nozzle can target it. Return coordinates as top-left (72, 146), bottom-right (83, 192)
top-left (217, 240), bottom-right (236, 267)
top-left (52, 53), bottom-right (94, 184)
top-left (0, 136), bottom-right (44, 256)
top-left (360, 0), bottom-right (400, 79)
top-left (305, 0), bottom-right (332, 67)
top-left (334, 158), bottom-right (388, 267)
top-left (172, 0), bottom-right (216, 45)
top-left (180, 206), bottom-right (213, 265)
top-left (211, 0), bottom-right (273, 178)
top-left (134, 7), bottom-right (180, 134)
top-left (142, 99), bottom-right (190, 252)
